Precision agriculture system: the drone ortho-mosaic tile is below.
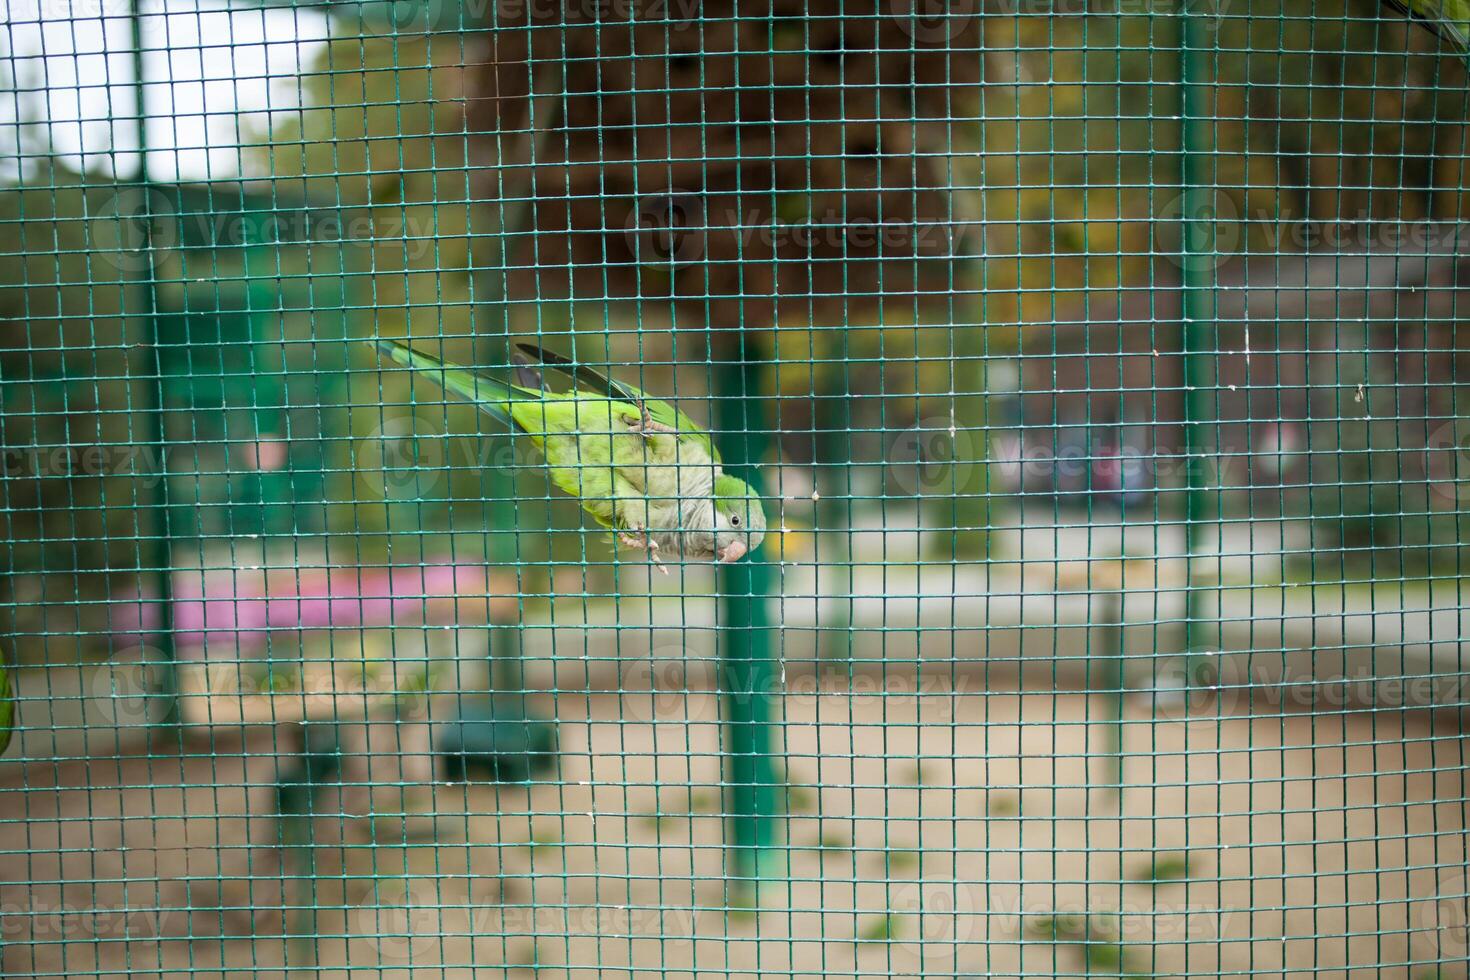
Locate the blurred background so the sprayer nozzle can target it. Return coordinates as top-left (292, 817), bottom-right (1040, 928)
top-left (5, 1), bottom-right (1468, 628)
top-left (3, 0), bottom-right (1470, 976)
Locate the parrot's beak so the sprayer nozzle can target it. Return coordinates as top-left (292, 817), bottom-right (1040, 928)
top-left (719, 540), bottom-right (748, 563)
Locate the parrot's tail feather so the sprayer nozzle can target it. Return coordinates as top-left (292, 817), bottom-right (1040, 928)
top-left (372, 338), bottom-right (524, 430)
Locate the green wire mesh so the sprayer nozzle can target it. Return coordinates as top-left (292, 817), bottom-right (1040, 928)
top-left (3, 0), bottom-right (1470, 975)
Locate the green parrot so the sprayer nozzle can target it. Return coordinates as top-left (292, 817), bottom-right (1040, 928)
top-left (1384, 0), bottom-right (1470, 51)
top-left (0, 658), bottom-right (15, 755)
top-left (373, 339), bottom-right (767, 566)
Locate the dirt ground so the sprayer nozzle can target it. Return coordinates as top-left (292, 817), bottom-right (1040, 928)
top-left (2, 678), bottom-right (1468, 979)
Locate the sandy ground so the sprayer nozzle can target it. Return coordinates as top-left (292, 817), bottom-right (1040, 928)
top-left (2, 678), bottom-right (1468, 979)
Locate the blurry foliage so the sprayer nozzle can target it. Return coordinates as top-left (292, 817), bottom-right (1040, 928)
top-left (3, 0), bottom-right (1470, 653)
top-left (1, 166), bottom-right (152, 644)
top-left (976, 0), bottom-right (1468, 333)
top-left (262, 37), bottom-right (523, 556)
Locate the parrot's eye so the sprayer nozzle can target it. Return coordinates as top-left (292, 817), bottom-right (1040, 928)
top-left (729, 515), bottom-right (741, 527)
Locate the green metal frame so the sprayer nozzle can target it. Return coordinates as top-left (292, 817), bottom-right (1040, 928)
top-left (1180, 1), bottom-right (1222, 679)
top-left (129, 0), bottom-right (179, 733)
top-left (714, 343), bottom-right (785, 897)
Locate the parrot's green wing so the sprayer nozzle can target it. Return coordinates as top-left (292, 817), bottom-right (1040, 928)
top-left (374, 338), bottom-right (649, 536)
top-left (515, 343), bottom-right (721, 463)
top-left (1383, 0), bottom-right (1470, 52)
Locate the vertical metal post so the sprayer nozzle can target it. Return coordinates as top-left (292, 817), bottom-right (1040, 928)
top-left (1104, 582), bottom-right (1125, 804)
top-left (815, 349), bottom-right (852, 663)
top-left (1179, 5), bottom-right (1219, 674)
top-left (951, 319), bottom-right (989, 558)
top-left (714, 342), bottom-right (784, 902)
top-left (951, 168), bottom-right (990, 563)
top-left (128, 0), bottom-right (178, 731)
top-left (479, 350), bottom-right (522, 694)
top-left (281, 807), bottom-right (318, 972)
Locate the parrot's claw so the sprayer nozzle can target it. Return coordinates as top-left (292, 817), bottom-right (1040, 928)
top-left (646, 537), bottom-right (668, 575)
top-left (618, 529), bottom-right (670, 575)
top-left (629, 403), bottom-right (678, 436)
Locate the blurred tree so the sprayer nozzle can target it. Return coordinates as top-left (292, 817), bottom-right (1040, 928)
top-left (6, 0), bottom-right (1470, 645)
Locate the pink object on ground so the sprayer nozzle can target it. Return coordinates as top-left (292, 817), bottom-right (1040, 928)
top-left (107, 562), bottom-right (499, 649)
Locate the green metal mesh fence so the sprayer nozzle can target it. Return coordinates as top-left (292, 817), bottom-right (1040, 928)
top-left (3, 0), bottom-right (1470, 975)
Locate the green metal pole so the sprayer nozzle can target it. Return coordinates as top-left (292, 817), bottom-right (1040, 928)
top-left (128, 0), bottom-right (178, 733)
top-left (714, 342), bottom-right (784, 904)
top-left (1180, 5), bottom-right (1220, 677)
top-left (950, 138), bottom-right (990, 563)
top-left (949, 319), bottom-right (989, 559)
top-left (1105, 582), bottom-right (1125, 805)
top-left (281, 806), bottom-right (318, 973)
top-left (815, 350), bottom-right (852, 664)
